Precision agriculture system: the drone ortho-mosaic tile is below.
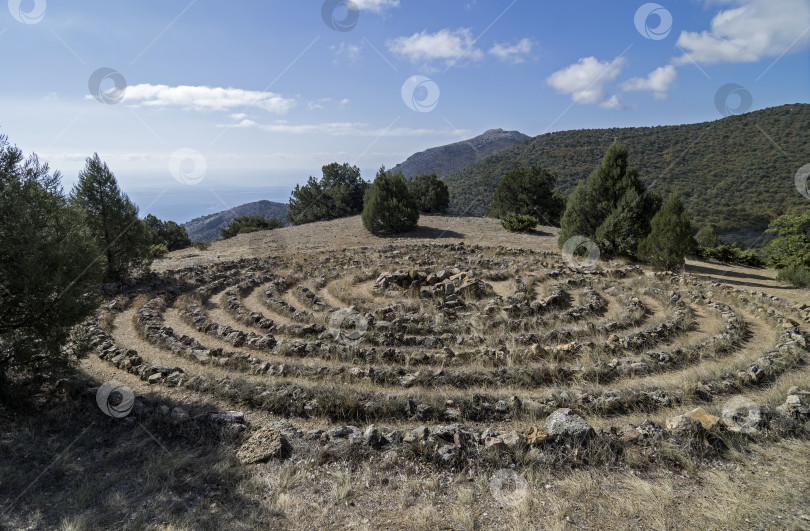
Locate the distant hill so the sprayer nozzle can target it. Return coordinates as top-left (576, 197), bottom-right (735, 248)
top-left (390, 128), bottom-right (530, 179)
top-left (444, 104), bottom-right (810, 242)
top-left (183, 200), bottom-right (289, 242)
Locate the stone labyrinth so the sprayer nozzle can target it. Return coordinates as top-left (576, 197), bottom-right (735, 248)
top-left (87, 243), bottom-right (809, 462)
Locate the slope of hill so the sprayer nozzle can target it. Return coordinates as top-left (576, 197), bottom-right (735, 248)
top-left (445, 104), bottom-right (810, 239)
top-left (390, 128), bottom-right (530, 178)
top-left (182, 200), bottom-right (289, 242)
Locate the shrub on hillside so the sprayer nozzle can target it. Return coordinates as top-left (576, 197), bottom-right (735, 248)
top-left (149, 243), bottom-right (169, 259)
top-left (220, 216), bottom-right (283, 239)
top-left (193, 241), bottom-right (211, 251)
top-left (407, 173), bottom-right (450, 213)
top-left (501, 212), bottom-right (538, 232)
top-left (362, 167), bottom-right (419, 235)
top-left (776, 264), bottom-right (810, 288)
top-left (695, 225), bottom-right (723, 248)
top-left (764, 211), bottom-right (810, 269)
top-left (697, 244), bottom-right (765, 267)
top-left (487, 165), bottom-right (565, 226)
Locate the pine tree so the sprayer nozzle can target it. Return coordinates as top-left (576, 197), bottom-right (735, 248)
top-left (407, 173), bottom-right (450, 213)
top-left (0, 137), bottom-right (103, 394)
top-left (287, 163), bottom-right (367, 224)
top-left (638, 192), bottom-right (696, 269)
top-left (558, 141), bottom-right (660, 257)
top-left (487, 166), bottom-right (565, 226)
top-left (362, 167), bottom-right (419, 235)
top-left (695, 225), bottom-right (723, 248)
top-left (70, 154), bottom-right (151, 281)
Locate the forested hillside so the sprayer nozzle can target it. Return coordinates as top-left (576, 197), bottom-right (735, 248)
top-left (445, 104), bottom-right (810, 238)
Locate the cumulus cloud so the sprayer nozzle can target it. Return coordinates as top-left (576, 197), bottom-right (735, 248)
top-left (489, 38), bottom-right (533, 63)
top-left (622, 65), bottom-right (677, 100)
top-left (387, 28), bottom-right (483, 66)
top-left (352, 0), bottom-right (399, 13)
top-left (546, 56), bottom-right (627, 109)
top-left (115, 84), bottom-right (296, 114)
top-left (218, 119), bottom-right (469, 137)
top-left (332, 42), bottom-right (363, 63)
top-left (674, 0), bottom-right (810, 65)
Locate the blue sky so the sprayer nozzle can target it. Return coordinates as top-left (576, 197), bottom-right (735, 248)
top-left (2, 0), bottom-right (809, 222)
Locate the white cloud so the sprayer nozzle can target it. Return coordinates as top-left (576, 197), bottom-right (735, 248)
top-left (218, 119), bottom-right (470, 137)
top-left (489, 38), bottom-right (533, 63)
top-left (332, 42), bottom-right (363, 63)
top-left (113, 84), bottom-right (296, 114)
top-left (674, 0), bottom-right (810, 65)
top-left (308, 98), bottom-right (332, 111)
top-left (622, 65), bottom-right (677, 100)
top-left (387, 28), bottom-right (483, 66)
top-left (339, 98), bottom-right (350, 107)
top-left (352, 0), bottom-right (399, 13)
top-left (546, 56), bottom-right (627, 108)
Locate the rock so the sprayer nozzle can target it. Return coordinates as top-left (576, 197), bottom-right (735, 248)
top-left (721, 397), bottom-right (773, 434)
top-left (327, 425), bottom-right (362, 440)
top-left (170, 406), bottom-right (189, 423)
top-left (484, 437), bottom-right (508, 452)
top-left (147, 373), bottom-right (162, 384)
top-left (437, 444), bottom-right (458, 462)
top-left (776, 389), bottom-right (810, 420)
top-left (543, 408), bottom-right (594, 442)
top-left (403, 426), bottom-right (430, 444)
top-left (683, 407), bottom-right (721, 430)
top-left (364, 424), bottom-right (388, 448)
top-left (237, 426), bottom-right (291, 464)
top-left (525, 426), bottom-right (550, 446)
top-left (665, 414), bottom-right (704, 436)
top-left (210, 411), bottom-right (245, 424)
top-left (501, 431), bottom-right (524, 449)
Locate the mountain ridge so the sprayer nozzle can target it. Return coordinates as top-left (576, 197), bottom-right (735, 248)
top-left (390, 128), bottom-right (530, 179)
top-left (182, 200), bottom-right (289, 243)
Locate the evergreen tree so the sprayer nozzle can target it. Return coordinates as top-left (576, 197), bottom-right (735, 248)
top-left (287, 163), bottom-right (368, 224)
top-left (638, 192), bottom-right (696, 269)
top-left (764, 211), bottom-right (810, 269)
top-left (695, 225), bottom-right (723, 248)
top-left (487, 165), bottom-right (565, 226)
top-left (144, 214), bottom-right (191, 251)
top-left (220, 216), bottom-right (283, 239)
top-left (558, 141), bottom-right (660, 257)
top-left (407, 173), bottom-right (450, 213)
top-left (0, 137), bottom-right (103, 394)
top-left (70, 154), bottom-right (151, 281)
top-left (361, 167), bottom-right (419, 235)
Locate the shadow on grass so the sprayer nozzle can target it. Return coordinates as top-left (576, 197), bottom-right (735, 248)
top-left (0, 374), bottom-right (281, 530)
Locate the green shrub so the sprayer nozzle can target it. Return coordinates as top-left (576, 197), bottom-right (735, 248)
top-left (149, 243), bottom-right (168, 258)
top-left (638, 192), bottom-right (696, 270)
top-left (501, 212), bottom-right (538, 232)
top-left (407, 173), bottom-right (450, 213)
top-left (361, 167), bottom-right (419, 235)
top-left (776, 265), bottom-right (810, 288)
top-left (487, 165), bottom-right (565, 226)
top-left (695, 225), bottom-right (723, 248)
top-left (697, 244), bottom-right (765, 267)
top-left (287, 162), bottom-right (368, 225)
top-left (193, 241), bottom-right (211, 251)
top-left (220, 216), bottom-right (283, 239)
